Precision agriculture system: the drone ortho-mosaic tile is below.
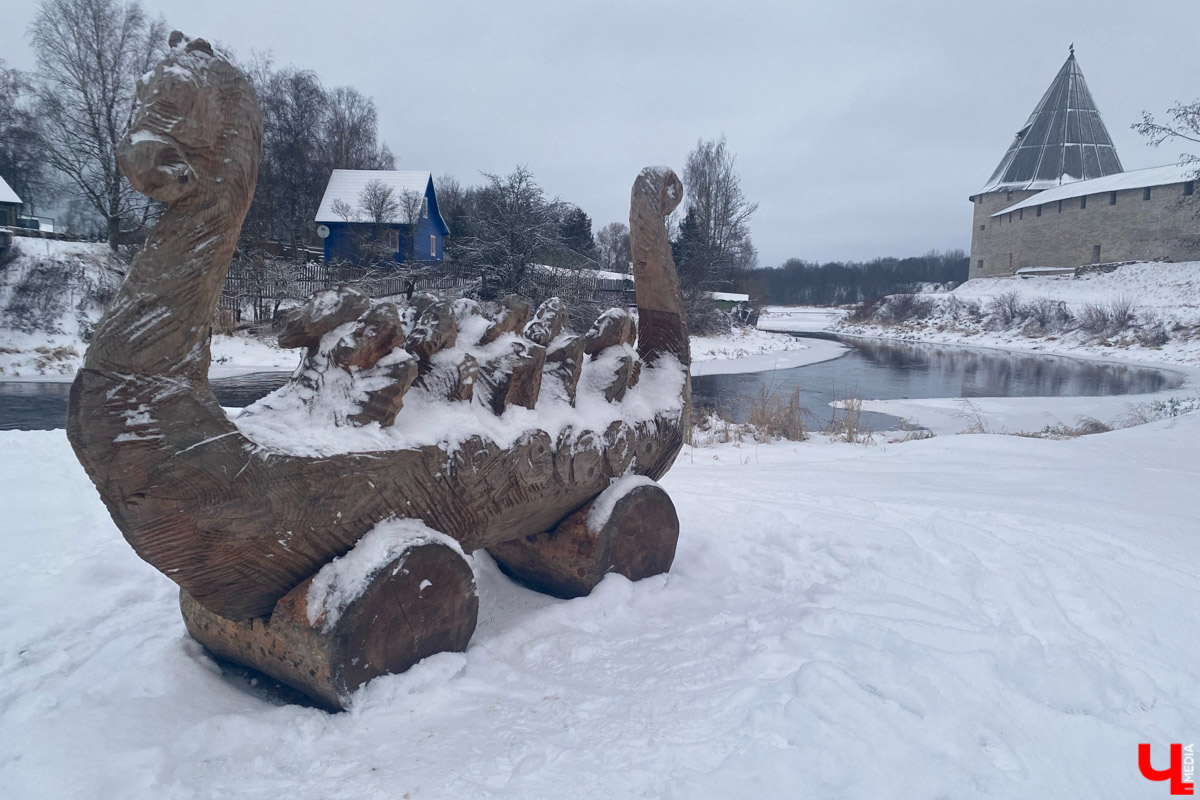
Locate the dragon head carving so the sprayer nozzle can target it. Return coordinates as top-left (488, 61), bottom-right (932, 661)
top-left (118, 31), bottom-right (262, 213)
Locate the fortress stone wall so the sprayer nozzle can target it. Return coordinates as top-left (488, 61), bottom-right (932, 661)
top-left (968, 182), bottom-right (1198, 279)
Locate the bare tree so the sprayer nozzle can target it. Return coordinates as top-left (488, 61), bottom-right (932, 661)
top-left (0, 60), bottom-right (49, 214)
top-left (358, 179), bottom-right (400, 226)
top-left (596, 221), bottom-right (631, 273)
top-left (240, 57), bottom-right (397, 255)
top-left (28, 0), bottom-right (168, 249)
top-left (435, 173), bottom-right (473, 262)
top-left (1135, 100), bottom-right (1200, 226)
top-left (459, 166), bottom-right (563, 298)
top-left (331, 198), bottom-right (355, 223)
top-left (247, 65), bottom-right (329, 253)
top-left (397, 188), bottom-right (425, 261)
top-left (323, 86), bottom-right (395, 171)
top-left (679, 135), bottom-right (759, 291)
top-left (1134, 100), bottom-right (1200, 167)
top-left (351, 179), bottom-right (400, 267)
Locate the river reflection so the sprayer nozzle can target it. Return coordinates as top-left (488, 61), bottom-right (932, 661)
top-left (692, 336), bottom-right (1183, 430)
top-left (0, 338), bottom-right (1185, 431)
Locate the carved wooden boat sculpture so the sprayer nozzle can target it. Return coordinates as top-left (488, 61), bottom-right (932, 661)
top-left (66, 33), bottom-right (691, 709)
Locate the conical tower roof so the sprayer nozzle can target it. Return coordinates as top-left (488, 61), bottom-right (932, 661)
top-left (979, 48), bottom-right (1123, 194)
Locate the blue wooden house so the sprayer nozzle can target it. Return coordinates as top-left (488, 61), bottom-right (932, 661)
top-left (314, 170), bottom-right (449, 265)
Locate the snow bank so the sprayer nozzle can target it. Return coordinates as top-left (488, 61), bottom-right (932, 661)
top-left (0, 239), bottom-right (121, 378)
top-left (207, 334), bottom-right (300, 377)
top-left (758, 306), bottom-right (847, 333)
top-left (3, 415), bottom-right (1197, 798)
top-left (0, 238), bottom-right (299, 380)
top-left (950, 261), bottom-right (1200, 320)
top-left (691, 324), bottom-right (846, 376)
top-left (836, 261), bottom-right (1200, 368)
top-left (855, 381), bottom-right (1200, 437)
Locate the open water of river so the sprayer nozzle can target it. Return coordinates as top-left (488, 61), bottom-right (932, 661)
top-left (0, 336), bottom-right (1184, 432)
top-left (693, 335), bottom-right (1183, 432)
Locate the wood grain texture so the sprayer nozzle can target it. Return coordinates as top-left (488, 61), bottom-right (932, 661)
top-left (488, 482), bottom-right (680, 599)
top-left (65, 36), bottom-right (692, 621)
top-left (180, 540), bottom-right (478, 710)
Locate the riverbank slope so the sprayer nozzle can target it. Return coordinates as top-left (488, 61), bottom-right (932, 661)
top-left (759, 264), bottom-right (1200, 434)
top-left (833, 261), bottom-right (1200, 368)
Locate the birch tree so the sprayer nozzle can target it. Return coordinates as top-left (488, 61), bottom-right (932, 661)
top-left (28, 0), bottom-right (167, 249)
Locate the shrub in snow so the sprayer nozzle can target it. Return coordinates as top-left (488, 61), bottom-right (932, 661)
top-left (1120, 395), bottom-right (1200, 426)
top-left (880, 293), bottom-right (935, 323)
top-left (1078, 302), bottom-right (1111, 335)
top-left (848, 295), bottom-right (886, 324)
top-left (943, 295), bottom-right (983, 324)
top-left (1136, 312), bottom-right (1170, 347)
top-left (1026, 297), bottom-right (1073, 331)
top-left (823, 397), bottom-right (873, 444)
top-left (745, 386), bottom-right (809, 442)
top-left (684, 294), bottom-right (734, 336)
top-left (0, 241), bottom-right (123, 336)
top-left (986, 291), bottom-right (1027, 327)
top-left (1107, 295), bottom-right (1137, 332)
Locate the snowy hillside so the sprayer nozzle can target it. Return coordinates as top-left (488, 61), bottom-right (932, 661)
top-left (0, 239), bottom-right (315, 379)
top-left (829, 261), bottom-right (1200, 367)
top-left (949, 261), bottom-right (1200, 319)
top-left (2, 413), bottom-right (1197, 797)
top-left (0, 239), bottom-right (123, 378)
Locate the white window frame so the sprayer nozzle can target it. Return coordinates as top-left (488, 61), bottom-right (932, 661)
top-left (430, 234), bottom-right (437, 257)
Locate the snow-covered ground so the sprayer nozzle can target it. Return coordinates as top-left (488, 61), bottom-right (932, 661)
top-left (756, 306), bottom-right (846, 334)
top-left (2, 412), bottom-right (1197, 798)
top-left (4, 258), bottom-right (1199, 797)
top-left (691, 325), bottom-right (844, 376)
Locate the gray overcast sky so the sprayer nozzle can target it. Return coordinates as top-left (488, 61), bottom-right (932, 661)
top-left (2, 1), bottom-right (1197, 265)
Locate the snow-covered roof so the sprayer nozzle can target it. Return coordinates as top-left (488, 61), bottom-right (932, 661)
top-left (315, 170), bottom-right (433, 223)
top-left (710, 292), bottom-right (750, 302)
top-left (978, 49), bottom-right (1123, 195)
top-left (532, 264), bottom-right (632, 283)
top-left (579, 267), bottom-right (632, 283)
top-left (0, 174), bottom-right (21, 206)
top-left (993, 163), bottom-right (1197, 216)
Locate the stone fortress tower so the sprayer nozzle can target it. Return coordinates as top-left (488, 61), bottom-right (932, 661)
top-left (968, 47), bottom-right (1197, 278)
